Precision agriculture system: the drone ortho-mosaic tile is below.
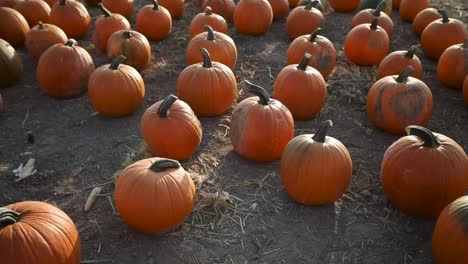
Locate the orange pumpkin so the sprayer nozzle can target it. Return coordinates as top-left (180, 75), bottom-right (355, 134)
top-left (0, 7), bottom-right (30, 47)
top-left (344, 18), bottom-right (390, 66)
top-left (141, 94), bottom-right (202, 160)
top-left (107, 29), bottom-right (151, 72)
top-left (92, 4), bottom-right (130, 53)
top-left (381, 125), bottom-right (468, 218)
top-left (286, 28), bottom-right (336, 79)
top-left (177, 48), bottom-right (237, 117)
top-left (88, 55), bottom-right (145, 117)
top-left (267, 0), bottom-right (289, 19)
top-left (136, 0), bottom-right (172, 41)
top-left (281, 120), bottom-right (353, 205)
top-left (329, 0), bottom-right (359, 12)
top-left (437, 40), bottom-right (467, 90)
top-left (49, 0), bottom-right (90, 39)
top-left (14, 0), bottom-right (50, 27)
top-left (0, 0), bottom-right (17, 7)
top-left (376, 45), bottom-right (423, 80)
top-left (412, 8), bottom-right (442, 37)
top-left (0, 38), bottom-right (23, 88)
top-left (189, 6), bottom-right (227, 38)
top-left (421, 10), bottom-right (465, 60)
top-left (186, 25), bottom-right (237, 69)
top-left (0, 201), bottom-right (81, 263)
top-left (464, 76), bottom-right (468, 105)
top-left (273, 53), bottom-right (327, 120)
top-left (101, 0), bottom-right (133, 19)
top-left (286, 0), bottom-right (324, 40)
top-left (158, 0), bottom-right (184, 18)
top-left (367, 66), bottom-right (433, 134)
top-left (351, 0), bottom-right (393, 38)
top-left (399, 0), bottom-right (429, 22)
top-left (37, 39), bottom-right (95, 98)
top-left (287, 0), bottom-right (300, 8)
top-left (230, 81), bottom-right (294, 161)
top-left (44, 0), bottom-right (58, 7)
top-left (233, 0), bottom-right (273, 36)
top-left (25, 22), bottom-right (67, 60)
top-left (200, 0), bottom-right (235, 21)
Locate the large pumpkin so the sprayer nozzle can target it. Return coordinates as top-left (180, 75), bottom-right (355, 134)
top-left (0, 7), bottom-right (30, 47)
top-left (367, 66), bottom-right (432, 134)
top-left (200, 0), bottom-right (235, 21)
top-left (233, 0), bottom-right (273, 36)
top-left (230, 81), bottom-right (294, 161)
top-left (273, 53), bottom-right (327, 120)
top-left (0, 0), bottom-right (17, 7)
top-left (136, 0), bottom-right (172, 41)
top-left (281, 120), bottom-right (353, 205)
top-left (189, 6), bottom-right (228, 38)
top-left (14, 0), bottom-right (51, 27)
top-left (464, 76), bottom-right (468, 105)
top-left (141, 94), bottom-right (202, 161)
top-left (267, 0), bottom-right (289, 20)
top-left (101, 0), bottom-right (133, 19)
top-left (37, 39), bottom-right (95, 98)
top-left (351, 0), bottom-right (393, 38)
top-left (25, 22), bottom-right (67, 60)
top-left (107, 29), bottom-right (151, 72)
top-left (92, 3), bottom-right (130, 53)
top-left (376, 45), bottom-right (423, 80)
top-left (329, 0), bottom-right (359, 12)
top-left (49, 0), bottom-right (91, 39)
top-left (158, 0), bottom-right (183, 18)
top-left (0, 201), bottom-right (81, 263)
top-left (381, 125), bottom-right (468, 218)
top-left (437, 40), bottom-right (467, 90)
top-left (177, 48), bottom-right (237, 117)
top-left (0, 38), bottom-right (23, 88)
top-left (286, 0), bottom-right (324, 40)
top-left (186, 25), bottom-right (237, 69)
top-left (399, 0), bottom-right (429, 22)
top-left (412, 8), bottom-right (442, 37)
top-left (358, 0), bottom-right (392, 15)
top-left (88, 55), bottom-right (145, 117)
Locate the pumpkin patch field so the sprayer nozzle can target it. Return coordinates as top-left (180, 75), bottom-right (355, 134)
top-left (0, 0), bottom-right (467, 263)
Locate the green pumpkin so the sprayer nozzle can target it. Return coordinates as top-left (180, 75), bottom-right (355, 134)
top-left (0, 38), bottom-right (23, 88)
top-left (359, 0), bottom-right (392, 15)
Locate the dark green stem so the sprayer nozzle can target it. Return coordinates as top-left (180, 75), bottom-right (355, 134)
top-left (0, 207), bottom-right (21, 228)
top-left (304, 0), bottom-right (319, 10)
top-left (312, 120), bottom-right (333, 142)
top-left (38, 21), bottom-right (46, 30)
top-left (308, 28), bottom-right (320, 42)
top-left (157, 94), bottom-right (178, 118)
top-left (65, 39), bottom-right (77, 47)
top-left (243, 80), bottom-right (270, 105)
top-left (98, 3), bottom-right (112, 17)
top-left (404, 45), bottom-right (419, 59)
top-left (370, 18), bottom-right (379, 30)
top-left (201, 48), bottom-right (212, 68)
top-left (405, 125), bottom-right (440, 148)
top-left (149, 159), bottom-right (181, 172)
top-left (437, 10), bottom-right (449, 23)
top-left (109, 55), bottom-right (126, 70)
top-left (204, 25), bottom-right (215, 41)
top-left (297, 53), bottom-right (312, 71)
top-left (396, 66), bottom-right (414, 82)
top-left (204, 6), bottom-right (212, 15)
top-left (123, 29), bottom-right (132, 39)
top-left (152, 0), bottom-right (159, 10)
top-left (373, 0), bottom-right (386, 16)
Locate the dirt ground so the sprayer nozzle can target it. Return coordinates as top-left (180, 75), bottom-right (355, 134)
top-left (1, 0), bottom-right (467, 263)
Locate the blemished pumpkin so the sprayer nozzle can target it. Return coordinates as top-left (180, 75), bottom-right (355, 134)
top-left (399, 0), bottom-right (429, 22)
top-left (273, 53), bottom-right (327, 120)
top-left (376, 45), bottom-right (423, 80)
top-left (329, 0), bottom-right (359, 12)
top-left (201, 0), bottom-right (235, 21)
top-left (233, 0), bottom-right (273, 36)
top-left (367, 66), bottom-right (433, 134)
top-left (421, 10), bottom-right (465, 60)
top-left (281, 120), bottom-right (353, 205)
top-left (0, 38), bottom-right (23, 88)
top-left (141, 94), bottom-right (202, 161)
top-left (189, 6), bottom-right (228, 38)
top-left (433, 195), bottom-right (468, 264)
top-left (352, 0), bottom-right (394, 38)
top-left (186, 25), bottom-right (237, 69)
top-left (0, 0), bottom-right (17, 7)
top-left (101, 0), bottom-right (133, 19)
top-left (0, 201), bottom-right (81, 263)
top-left (437, 40), bottom-right (467, 90)
top-left (464, 76), bottom-right (468, 105)
top-left (286, 0), bottom-right (324, 40)
top-left (267, 0), bottom-right (289, 19)
top-left (14, 0), bottom-right (51, 27)
top-left (25, 22), bottom-right (67, 60)
top-left (344, 18), bottom-right (390, 66)
top-left (107, 29), bottom-right (151, 72)
top-left (136, 0), bottom-right (172, 41)
top-left (177, 48), bottom-right (237, 117)
top-left (412, 8), bottom-right (442, 37)
top-left (88, 55), bottom-right (145, 117)
top-left (230, 81), bottom-right (294, 161)
top-left (0, 7), bottom-right (30, 47)
top-left (37, 39), bottom-right (95, 98)
top-left (49, 0), bottom-right (91, 39)
top-left (381, 125), bottom-right (468, 218)
top-left (286, 28), bottom-right (336, 79)
top-left (92, 4), bottom-right (130, 53)
top-left (358, 0), bottom-right (392, 15)
top-left (115, 158), bottom-right (196, 234)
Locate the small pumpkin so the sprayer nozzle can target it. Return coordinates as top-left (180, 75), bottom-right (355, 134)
top-left (286, 0), bottom-right (324, 40)
top-left (412, 8), bottom-right (442, 37)
top-left (286, 28), bottom-right (336, 79)
top-left (0, 7), bottom-right (30, 47)
top-left (381, 125), bottom-right (468, 218)
top-left (352, 0), bottom-right (394, 38)
top-left (158, 0), bottom-right (184, 18)
top-left (437, 40), bottom-right (467, 90)
top-left (281, 120), bottom-right (353, 205)
top-left (14, 0), bottom-right (51, 27)
top-left (367, 66), bottom-right (433, 134)
top-left (37, 38), bottom-right (95, 98)
top-left (0, 0), bottom-right (17, 7)
top-left (421, 10), bottom-right (466, 60)
top-left (267, 0), bottom-right (289, 19)
top-left (0, 38), bottom-right (23, 88)
top-left (230, 81), bottom-right (294, 162)
top-left (101, 0), bottom-right (133, 19)
top-left (344, 18), bottom-right (390, 66)
top-left (92, 4), bottom-right (130, 53)
top-left (358, 0), bottom-right (392, 15)
top-left (399, 0), bottom-right (429, 22)
top-left (189, 6), bottom-right (227, 38)
top-left (84, 0), bottom-right (100, 7)
top-left (329, 0), bottom-right (359, 12)
top-left (141, 94), bottom-right (202, 160)
top-left (49, 0), bottom-right (91, 39)
top-left (107, 29), bottom-right (151, 72)
top-left (376, 45), bottom-right (423, 80)
top-left (25, 22), bottom-right (67, 60)
top-left (186, 25), bottom-right (237, 69)
top-left (273, 53), bottom-right (327, 120)
top-left (464, 76), bottom-right (468, 105)
top-left (233, 0), bottom-right (273, 36)
top-left (0, 201), bottom-right (81, 263)
top-left (88, 55), bottom-right (145, 117)
top-left (200, 0), bottom-right (235, 21)
top-left (177, 48), bottom-right (237, 117)
top-left (136, 0), bottom-right (172, 41)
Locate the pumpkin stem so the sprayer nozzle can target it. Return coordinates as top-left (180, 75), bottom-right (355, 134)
top-left (405, 125), bottom-right (440, 148)
top-left (243, 80), bottom-right (270, 105)
top-left (312, 120), bottom-right (333, 143)
top-left (65, 39), bottom-right (77, 47)
top-left (152, 0), bottom-right (159, 10)
top-left (204, 6), bottom-right (212, 15)
top-left (98, 3), bottom-right (112, 17)
top-left (149, 159), bottom-right (181, 172)
top-left (204, 25), bottom-right (216, 41)
top-left (0, 207), bottom-right (21, 228)
top-left (373, 0), bottom-right (387, 16)
top-left (396, 66), bottom-right (414, 83)
top-left (303, 0), bottom-right (319, 10)
top-left (37, 21), bottom-right (46, 30)
top-left (200, 48), bottom-right (212, 68)
top-left (297, 53), bottom-right (312, 71)
top-left (370, 18), bottom-right (379, 30)
top-left (437, 10), bottom-right (449, 23)
top-left (308, 28), bottom-right (321, 42)
top-left (158, 94), bottom-right (178, 118)
top-left (123, 29), bottom-right (132, 39)
top-left (59, 0), bottom-right (66, 5)
top-left (109, 55), bottom-right (126, 70)
top-left (404, 45), bottom-right (419, 59)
